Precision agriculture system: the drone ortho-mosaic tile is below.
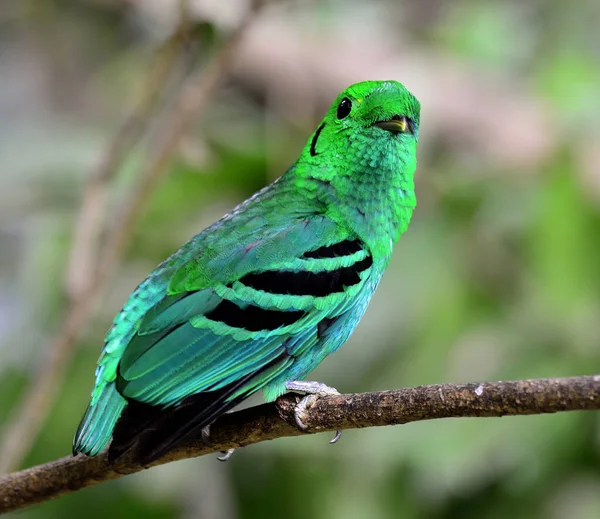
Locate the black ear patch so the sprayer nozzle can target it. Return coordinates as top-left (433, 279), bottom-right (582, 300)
top-left (310, 123), bottom-right (326, 157)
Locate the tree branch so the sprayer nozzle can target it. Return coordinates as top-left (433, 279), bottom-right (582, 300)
top-left (65, 10), bottom-right (195, 301)
top-left (0, 1), bottom-right (266, 475)
top-left (1, 375), bottom-right (598, 513)
top-left (0, 17), bottom-right (191, 477)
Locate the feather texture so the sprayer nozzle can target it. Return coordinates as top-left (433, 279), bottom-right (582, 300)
top-left (73, 80), bottom-right (420, 463)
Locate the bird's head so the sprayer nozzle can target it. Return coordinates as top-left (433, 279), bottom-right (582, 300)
top-left (298, 80), bottom-right (420, 179)
top-left (326, 80), bottom-right (420, 139)
top-left (293, 80), bottom-right (420, 246)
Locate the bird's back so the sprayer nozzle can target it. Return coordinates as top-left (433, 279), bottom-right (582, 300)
top-left (73, 79), bottom-right (420, 463)
top-left (73, 175), bottom-right (374, 461)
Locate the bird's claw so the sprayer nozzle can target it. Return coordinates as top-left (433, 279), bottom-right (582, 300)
top-left (202, 425), bottom-right (236, 462)
top-left (329, 429), bottom-right (342, 444)
top-left (201, 425), bottom-right (212, 447)
top-left (217, 449), bottom-right (236, 462)
top-left (285, 380), bottom-right (343, 444)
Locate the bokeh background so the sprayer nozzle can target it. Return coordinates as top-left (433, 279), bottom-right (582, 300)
top-left (1, 0), bottom-right (600, 517)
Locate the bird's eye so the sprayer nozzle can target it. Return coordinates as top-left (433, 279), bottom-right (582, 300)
top-left (336, 97), bottom-right (352, 119)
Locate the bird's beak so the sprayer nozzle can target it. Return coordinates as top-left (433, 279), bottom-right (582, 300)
top-left (372, 117), bottom-right (408, 133)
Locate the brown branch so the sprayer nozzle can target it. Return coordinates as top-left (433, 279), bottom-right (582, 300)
top-left (1, 375), bottom-right (599, 513)
top-left (65, 20), bottom-right (192, 301)
top-left (0, 2), bottom-right (266, 475)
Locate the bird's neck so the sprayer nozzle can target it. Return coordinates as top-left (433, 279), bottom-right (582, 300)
top-left (293, 154), bottom-right (416, 264)
top-left (336, 168), bottom-right (416, 264)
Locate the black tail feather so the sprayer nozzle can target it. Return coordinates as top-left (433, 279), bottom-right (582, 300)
top-left (109, 353), bottom-right (290, 465)
top-left (134, 392), bottom-right (246, 465)
top-left (107, 400), bottom-right (163, 463)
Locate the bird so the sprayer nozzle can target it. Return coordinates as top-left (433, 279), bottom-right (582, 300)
top-left (73, 79), bottom-right (421, 465)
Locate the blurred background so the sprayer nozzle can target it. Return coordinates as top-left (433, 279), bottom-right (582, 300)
top-left (1, 0), bottom-right (600, 517)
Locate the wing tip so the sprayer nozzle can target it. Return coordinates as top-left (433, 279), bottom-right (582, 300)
top-left (73, 384), bottom-right (126, 458)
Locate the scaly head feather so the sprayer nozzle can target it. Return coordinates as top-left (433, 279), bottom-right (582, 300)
top-left (291, 80), bottom-right (420, 261)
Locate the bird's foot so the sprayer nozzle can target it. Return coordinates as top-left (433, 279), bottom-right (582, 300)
top-left (201, 425), bottom-right (236, 462)
top-left (217, 449), bottom-right (236, 462)
top-left (201, 425), bottom-right (212, 447)
top-left (284, 380), bottom-right (342, 444)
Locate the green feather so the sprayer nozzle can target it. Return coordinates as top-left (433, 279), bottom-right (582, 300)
top-left (73, 80), bottom-right (420, 460)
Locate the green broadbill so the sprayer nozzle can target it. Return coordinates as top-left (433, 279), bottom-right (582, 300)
top-left (73, 80), bottom-right (420, 464)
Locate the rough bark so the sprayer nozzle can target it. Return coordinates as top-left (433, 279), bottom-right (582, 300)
top-left (1, 375), bottom-right (599, 513)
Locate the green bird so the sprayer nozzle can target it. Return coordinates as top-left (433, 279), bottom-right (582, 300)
top-left (73, 79), bottom-right (420, 464)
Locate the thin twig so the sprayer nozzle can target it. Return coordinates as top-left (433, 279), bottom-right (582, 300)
top-left (0, 375), bottom-right (598, 513)
top-left (66, 22), bottom-right (191, 300)
top-left (0, 2), bottom-right (265, 474)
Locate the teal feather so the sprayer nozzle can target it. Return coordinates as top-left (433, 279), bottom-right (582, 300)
top-left (73, 384), bottom-right (125, 456)
top-left (138, 289), bottom-right (221, 335)
top-left (73, 80), bottom-right (420, 463)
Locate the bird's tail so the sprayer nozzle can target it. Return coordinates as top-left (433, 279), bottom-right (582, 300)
top-left (73, 383), bottom-right (126, 456)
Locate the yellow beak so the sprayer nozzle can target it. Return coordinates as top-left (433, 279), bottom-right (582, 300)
top-left (372, 117), bottom-right (408, 133)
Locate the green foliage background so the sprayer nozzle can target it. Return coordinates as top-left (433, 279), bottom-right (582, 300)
top-left (1, 1), bottom-right (599, 517)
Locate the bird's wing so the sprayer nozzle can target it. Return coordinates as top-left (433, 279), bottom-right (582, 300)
top-left (117, 213), bottom-right (372, 406)
top-left (103, 211), bottom-right (373, 461)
